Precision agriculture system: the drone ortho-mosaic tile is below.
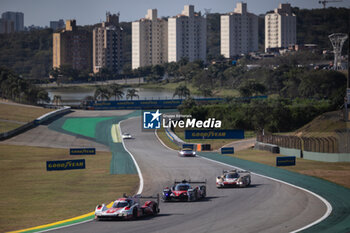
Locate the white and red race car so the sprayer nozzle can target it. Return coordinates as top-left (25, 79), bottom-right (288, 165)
top-left (95, 194), bottom-right (159, 220)
top-left (216, 170), bottom-right (251, 188)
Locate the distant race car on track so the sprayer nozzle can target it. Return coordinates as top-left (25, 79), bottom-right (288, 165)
top-left (162, 179), bottom-right (206, 202)
top-left (122, 133), bottom-right (132, 139)
top-left (216, 169), bottom-right (251, 188)
top-left (178, 148), bottom-right (196, 157)
top-left (95, 194), bottom-right (159, 220)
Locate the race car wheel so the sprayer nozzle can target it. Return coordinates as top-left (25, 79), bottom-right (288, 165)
top-left (247, 177), bottom-right (251, 186)
top-left (133, 207), bottom-right (138, 218)
top-left (152, 205), bottom-right (157, 215)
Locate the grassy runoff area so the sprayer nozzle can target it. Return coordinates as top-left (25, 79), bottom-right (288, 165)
top-left (0, 144), bottom-right (138, 232)
top-left (156, 129), bottom-right (350, 189)
top-left (0, 102), bottom-right (53, 133)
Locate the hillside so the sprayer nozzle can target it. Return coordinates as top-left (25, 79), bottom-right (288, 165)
top-left (293, 110), bottom-right (349, 137)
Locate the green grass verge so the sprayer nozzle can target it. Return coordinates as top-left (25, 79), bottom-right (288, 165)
top-left (0, 121), bottom-right (23, 133)
top-left (0, 103), bottom-right (53, 123)
top-left (156, 128), bottom-right (350, 189)
top-left (156, 128), bottom-right (181, 150)
top-left (233, 149), bottom-right (350, 189)
top-left (62, 117), bottom-right (113, 138)
top-left (0, 144), bottom-right (138, 232)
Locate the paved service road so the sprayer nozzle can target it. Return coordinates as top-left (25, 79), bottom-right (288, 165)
top-left (52, 117), bottom-right (327, 233)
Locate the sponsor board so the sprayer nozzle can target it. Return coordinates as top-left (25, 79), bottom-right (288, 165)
top-left (46, 159), bottom-right (86, 171)
top-left (70, 148), bottom-right (96, 155)
top-left (221, 147), bottom-right (234, 154)
top-left (276, 156), bottom-right (296, 166)
top-left (185, 129), bottom-right (244, 139)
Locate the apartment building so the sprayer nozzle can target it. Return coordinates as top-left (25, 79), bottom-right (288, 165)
top-left (1, 11), bottom-right (24, 32)
top-left (132, 9), bottom-right (168, 69)
top-left (50, 19), bottom-right (65, 31)
top-left (168, 5), bottom-right (206, 63)
top-left (93, 13), bottom-right (123, 73)
top-left (0, 18), bottom-right (14, 34)
top-left (52, 20), bottom-right (92, 71)
top-left (265, 3), bottom-right (296, 52)
top-left (221, 2), bottom-right (258, 58)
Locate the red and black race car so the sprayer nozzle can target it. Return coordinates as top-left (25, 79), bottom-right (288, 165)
top-left (162, 179), bottom-right (206, 202)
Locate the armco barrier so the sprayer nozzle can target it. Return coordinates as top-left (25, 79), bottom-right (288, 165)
top-left (0, 106), bottom-right (71, 141)
top-left (303, 151), bottom-right (350, 162)
top-left (279, 147), bottom-right (302, 158)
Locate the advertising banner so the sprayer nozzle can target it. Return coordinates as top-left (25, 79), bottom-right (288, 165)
top-left (276, 156), bottom-right (296, 166)
top-left (70, 148), bottom-right (96, 155)
top-left (185, 129), bottom-right (244, 139)
top-left (47, 159), bottom-right (86, 171)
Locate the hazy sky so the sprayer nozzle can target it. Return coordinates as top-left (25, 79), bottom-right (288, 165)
top-left (1, 0), bottom-right (349, 27)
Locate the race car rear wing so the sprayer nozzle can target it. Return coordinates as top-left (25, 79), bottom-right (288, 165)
top-left (174, 179), bottom-right (207, 184)
top-left (223, 169), bottom-right (250, 174)
top-left (123, 193), bottom-right (160, 206)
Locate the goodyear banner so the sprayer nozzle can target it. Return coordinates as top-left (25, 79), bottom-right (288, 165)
top-left (84, 96), bottom-right (267, 110)
top-left (47, 159), bottom-right (86, 171)
top-left (85, 98), bottom-right (223, 110)
top-left (276, 156), bottom-right (296, 166)
top-left (70, 148), bottom-right (96, 155)
top-left (185, 129), bottom-right (244, 139)
top-left (221, 147), bottom-right (234, 154)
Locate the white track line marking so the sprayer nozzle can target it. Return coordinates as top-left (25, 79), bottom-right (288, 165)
top-left (154, 129), bottom-right (332, 233)
top-left (199, 156), bottom-right (332, 233)
top-left (119, 119), bottom-right (144, 195)
top-left (32, 117), bottom-right (144, 233)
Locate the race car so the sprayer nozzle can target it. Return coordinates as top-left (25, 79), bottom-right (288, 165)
top-left (162, 179), bottom-right (206, 202)
top-left (178, 148), bottom-right (196, 157)
top-left (94, 194), bottom-right (159, 220)
top-left (216, 169), bottom-right (251, 188)
top-left (122, 133), bottom-right (132, 139)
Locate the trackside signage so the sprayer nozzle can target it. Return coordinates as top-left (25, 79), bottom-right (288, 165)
top-left (70, 148), bottom-right (96, 155)
top-left (46, 159), bottom-right (86, 171)
top-left (276, 156), bottom-right (296, 166)
top-left (221, 147), bottom-right (234, 154)
top-left (185, 130), bottom-right (244, 139)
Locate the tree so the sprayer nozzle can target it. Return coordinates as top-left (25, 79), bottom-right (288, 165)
top-left (52, 95), bottom-right (62, 106)
top-left (173, 84), bottom-right (190, 99)
top-left (94, 86), bottom-right (111, 101)
top-left (199, 88), bottom-right (213, 97)
top-left (109, 84), bottom-right (124, 100)
top-left (126, 88), bottom-right (139, 100)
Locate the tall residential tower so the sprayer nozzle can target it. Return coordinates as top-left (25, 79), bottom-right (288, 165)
top-left (265, 3), bottom-right (296, 52)
top-left (221, 2), bottom-right (258, 58)
top-left (168, 5), bottom-right (206, 62)
top-left (93, 13), bottom-right (123, 73)
top-left (132, 9), bottom-right (168, 69)
top-left (53, 20), bottom-right (92, 71)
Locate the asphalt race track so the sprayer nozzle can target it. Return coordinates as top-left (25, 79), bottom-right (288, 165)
top-left (51, 116), bottom-right (327, 233)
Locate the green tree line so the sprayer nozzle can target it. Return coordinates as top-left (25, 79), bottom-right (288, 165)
top-left (0, 67), bottom-right (49, 104)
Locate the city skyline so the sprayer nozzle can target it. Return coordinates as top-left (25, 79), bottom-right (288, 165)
top-left (0, 0), bottom-right (349, 27)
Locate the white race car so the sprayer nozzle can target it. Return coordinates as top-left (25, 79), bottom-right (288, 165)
top-left (216, 170), bottom-right (251, 188)
top-left (122, 133), bottom-right (132, 139)
top-left (95, 194), bottom-right (159, 220)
